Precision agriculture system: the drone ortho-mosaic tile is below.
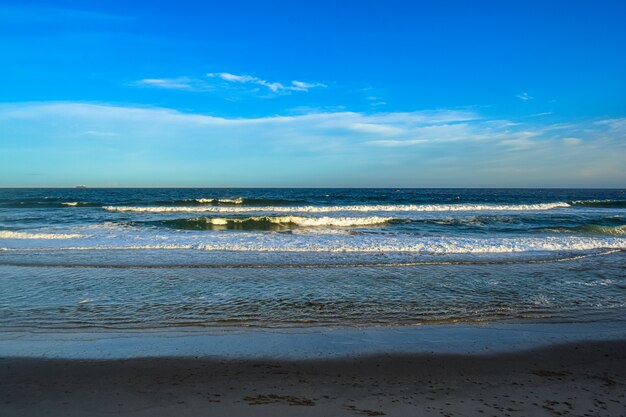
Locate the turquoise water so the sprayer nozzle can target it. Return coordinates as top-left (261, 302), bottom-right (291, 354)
top-left (0, 188), bottom-right (624, 329)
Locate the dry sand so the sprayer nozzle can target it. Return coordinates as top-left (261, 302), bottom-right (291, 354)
top-left (1, 339), bottom-right (625, 416)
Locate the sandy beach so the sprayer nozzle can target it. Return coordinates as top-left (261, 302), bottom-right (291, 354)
top-left (2, 339), bottom-right (625, 416)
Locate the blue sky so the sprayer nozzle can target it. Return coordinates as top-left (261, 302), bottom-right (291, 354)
top-left (1, 0), bottom-right (625, 187)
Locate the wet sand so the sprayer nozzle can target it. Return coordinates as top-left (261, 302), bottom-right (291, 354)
top-left (2, 339), bottom-right (625, 416)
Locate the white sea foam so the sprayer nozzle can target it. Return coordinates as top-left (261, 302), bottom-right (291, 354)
top-left (290, 228), bottom-right (355, 235)
top-left (546, 224), bottom-right (626, 236)
top-left (189, 236), bottom-right (625, 253)
top-left (204, 218), bottom-right (228, 225)
top-left (61, 201), bottom-right (101, 207)
top-left (194, 216), bottom-right (392, 227)
top-left (81, 222), bottom-right (131, 230)
top-left (0, 244), bottom-right (196, 251)
top-left (265, 216), bottom-right (392, 227)
top-left (104, 202), bottom-right (571, 214)
top-left (0, 231), bottom-right (84, 239)
top-left (193, 198), bottom-right (244, 204)
top-left (1, 235), bottom-right (623, 253)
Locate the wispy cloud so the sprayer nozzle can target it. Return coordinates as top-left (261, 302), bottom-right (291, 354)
top-left (365, 96), bottom-right (387, 107)
top-left (562, 137), bottom-right (582, 145)
top-left (516, 92), bottom-right (534, 101)
top-left (206, 72), bottom-right (326, 93)
top-left (595, 117), bottom-right (626, 130)
top-left (78, 130), bottom-right (119, 137)
top-left (1, 102), bottom-right (624, 187)
top-left (365, 139), bottom-right (428, 147)
top-left (130, 72), bottom-right (326, 95)
top-left (132, 77), bottom-right (200, 90)
top-left (349, 123), bottom-right (404, 135)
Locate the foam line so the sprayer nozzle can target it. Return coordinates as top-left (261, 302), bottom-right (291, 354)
top-left (104, 202), bottom-right (572, 213)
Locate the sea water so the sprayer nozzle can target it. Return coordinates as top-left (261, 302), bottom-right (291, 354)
top-left (0, 188), bottom-right (624, 330)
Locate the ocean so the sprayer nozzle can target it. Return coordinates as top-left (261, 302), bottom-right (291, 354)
top-left (0, 188), bottom-right (624, 330)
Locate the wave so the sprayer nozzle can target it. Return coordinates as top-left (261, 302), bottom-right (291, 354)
top-left (153, 197), bottom-right (308, 206)
top-left (0, 230), bottom-right (84, 239)
top-left (104, 202), bottom-right (571, 213)
top-left (1, 200), bottom-right (102, 208)
top-left (1, 197), bottom-right (306, 209)
top-left (157, 197), bottom-right (244, 206)
top-left (569, 199), bottom-right (626, 208)
top-left (0, 250), bottom-right (619, 269)
top-left (195, 237), bottom-right (626, 253)
top-left (144, 216), bottom-right (393, 230)
top-left (543, 224), bottom-right (626, 236)
top-left (1, 236), bottom-right (623, 253)
top-left (61, 201), bottom-right (102, 207)
top-left (197, 197), bottom-right (242, 204)
top-left (6, 198), bottom-right (623, 210)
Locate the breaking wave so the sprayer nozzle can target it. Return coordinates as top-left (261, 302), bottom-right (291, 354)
top-left (104, 202), bottom-right (571, 213)
top-left (544, 224), bottom-right (626, 236)
top-left (0, 197), bottom-right (306, 208)
top-left (1, 236), bottom-right (624, 253)
top-left (155, 197), bottom-right (308, 206)
top-left (61, 201), bottom-right (102, 207)
top-left (569, 199), bottom-right (626, 208)
top-left (0, 200), bottom-right (103, 208)
top-left (144, 216), bottom-right (393, 230)
top-left (159, 197), bottom-right (244, 205)
top-left (0, 230), bottom-right (84, 239)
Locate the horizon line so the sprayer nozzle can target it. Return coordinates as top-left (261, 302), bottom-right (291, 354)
top-left (0, 186), bottom-right (624, 190)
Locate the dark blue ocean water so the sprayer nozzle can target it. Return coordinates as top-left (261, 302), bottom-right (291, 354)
top-left (0, 188), bottom-right (624, 329)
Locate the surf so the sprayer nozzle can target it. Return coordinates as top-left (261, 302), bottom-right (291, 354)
top-left (103, 202), bottom-right (572, 213)
top-left (141, 216), bottom-right (393, 230)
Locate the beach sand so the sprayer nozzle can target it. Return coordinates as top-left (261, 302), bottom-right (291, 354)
top-left (1, 339), bottom-right (625, 416)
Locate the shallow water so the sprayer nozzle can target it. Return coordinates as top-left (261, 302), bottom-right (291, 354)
top-left (0, 251), bottom-right (625, 329)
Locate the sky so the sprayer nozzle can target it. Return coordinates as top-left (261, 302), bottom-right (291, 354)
top-left (1, 0), bottom-right (625, 187)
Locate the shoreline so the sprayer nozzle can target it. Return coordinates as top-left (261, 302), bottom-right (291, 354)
top-left (2, 339), bottom-right (625, 416)
top-left (2, 321), bottom-right (626, 360)
top-left (1, 247), bottom-right (622, 268)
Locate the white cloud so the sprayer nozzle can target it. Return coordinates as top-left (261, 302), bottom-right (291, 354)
top-left (350, 123), bottom-right (404, 135)
top-left (132, 77), bottom-right (198, 90)
top-left (516, 92), bottom-right (534, 101)
top-left (131, 72), bottom-right (326, 95)
top-left (366, 139), bottom-right (428, 147)
top-left (595, 118), bottom-right (626, 130)
top-left (1, 102), bottom-right (624, 187)
top-left (562, 137), bottom-right (582, 145)
top-left (291, 80), bottom-right (326, 90)
top-left (78, 130), bottom-right (119, 137)
top-left (206, 72), bottom-right (326, 93)
top-left (365, 96), bottom-right (387, 107)
top-left (212, 73), bottom-right (256, 83)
